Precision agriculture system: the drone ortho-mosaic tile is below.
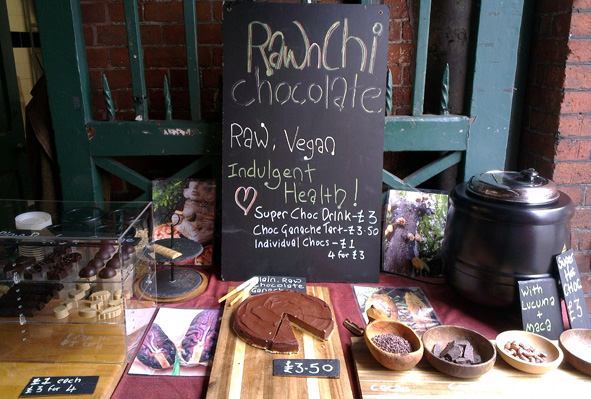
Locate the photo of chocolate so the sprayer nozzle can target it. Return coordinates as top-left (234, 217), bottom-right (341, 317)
top-left (129, 308), bottom-right (220, 376)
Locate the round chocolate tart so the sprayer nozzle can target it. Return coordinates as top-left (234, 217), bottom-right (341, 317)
top-left (233, 290), bottom-right (334, 353)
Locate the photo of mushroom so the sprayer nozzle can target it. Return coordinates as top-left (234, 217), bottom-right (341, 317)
top-left (382, 189), bottom-right (448, 280)
top-left (129, 307), bottom-right (220, 376)
top-left (152, 178), bottom-right (216, 266)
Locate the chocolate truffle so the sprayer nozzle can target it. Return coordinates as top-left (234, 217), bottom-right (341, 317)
top-left (98, 266), bottom-right (117, 279)
top-left (106, 256), bottom-right (121, 270)
top-left (100, 243), bottom-right (116, 254)
top-left (122, 243), bottom-right (135, 255)
top-left (94, 250), bottom-right (112, 261)
top-left (79, 266), bottom-right (97, 278)
top-left (87, 258), bottom-right (104, 269)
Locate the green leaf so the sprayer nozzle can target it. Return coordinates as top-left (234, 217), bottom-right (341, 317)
top-left (172, 352), bottom-right (181, 376)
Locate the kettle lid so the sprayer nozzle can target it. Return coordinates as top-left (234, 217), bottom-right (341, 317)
top-left (467, 169), bottom-right (559, 205)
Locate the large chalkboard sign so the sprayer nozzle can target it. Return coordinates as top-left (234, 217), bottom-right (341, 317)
top-left (221, 3), bottom-right (389, 282)
top-left (556, 249), bottom-right (591, 329)
top-left (518, 278), bottom-right (564, 340)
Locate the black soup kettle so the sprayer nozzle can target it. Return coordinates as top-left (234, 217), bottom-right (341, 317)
top-left (442, 169), bottom-right (574, 307)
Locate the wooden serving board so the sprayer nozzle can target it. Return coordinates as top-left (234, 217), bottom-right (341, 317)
top-left (351, 337), bottom-right (590, 397)
top-left (206, 286), bottom-right (353, 399)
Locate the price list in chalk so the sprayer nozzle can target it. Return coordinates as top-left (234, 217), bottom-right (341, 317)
top-left (221, 3), bottom-right (389, 282)
top-left (273, 359), bottom-right (340, 378)
top-left (556, 249), bottom-right (591, 329)
top-left (21, 376), bottom-right (99, 396)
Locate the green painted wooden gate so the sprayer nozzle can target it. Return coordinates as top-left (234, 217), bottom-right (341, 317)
top-left (35, 0), bottom-right (221, 202)
top-left (0, 1), bottom-right (30, 200)
top-left (35, 0), bottom-right (530, 201)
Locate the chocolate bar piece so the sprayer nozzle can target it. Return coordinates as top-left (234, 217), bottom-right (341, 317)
top-left (23, 265), bottom-right (44, 280)
top-left (47, 267), bottom-right (69, 280)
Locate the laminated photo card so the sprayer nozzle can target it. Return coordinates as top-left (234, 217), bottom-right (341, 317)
top-left (382, 189), bottom-right (448, 280)
top-left (129, 307), bottom-right (220, 376)
top-left (353, 285), bottom-right (440, 336)
top-left (152, 178), bottom-right (216, 266)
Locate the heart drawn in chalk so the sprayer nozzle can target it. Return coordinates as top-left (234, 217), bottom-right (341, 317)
top-left (235, 186), bottom-right (258, 216)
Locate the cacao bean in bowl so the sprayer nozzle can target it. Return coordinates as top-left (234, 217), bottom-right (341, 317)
top-left (422, 325), bottom-right (496, 378)
top-left (364, 320), bottom-right (423, 371)
top-left (496, 330), bottom-right (563, 374)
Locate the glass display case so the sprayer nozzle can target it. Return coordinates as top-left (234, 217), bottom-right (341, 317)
top-left (0, 200), bottom-right (157, 363)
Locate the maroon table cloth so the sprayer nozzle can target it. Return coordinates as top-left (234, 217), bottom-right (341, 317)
top-left (112, 270), bottom-right (523, 399)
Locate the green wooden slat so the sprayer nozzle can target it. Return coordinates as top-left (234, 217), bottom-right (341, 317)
top-left (412, 0), bottom-right (431, 116)
top-left (384, 115), bottom-right (469, 152)
top-left (382, 170), bottom-right (414, 190)
top-left (183, 0), bottom-right (201, 121)
top-left (87, 120), bottom-right (221, 156)
top-left (124, 0), bottom-right (148, 120)
top-left (170, 155), bottom-right (216, 179)
top-left (0, 0), bottom-right (30, 199)
top-left (403, 151), bottom-right (462, 187)
top-left (36, 0), bottom-right (102, 201)
top-left (464, 0), bottom-right (527, 179)
top-left (93, 157), bottom-right (152, 194)
top-left (133, 191), bottom-right (151, 202)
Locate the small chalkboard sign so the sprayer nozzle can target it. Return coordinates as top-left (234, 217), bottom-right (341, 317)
top-left (556, 249), bottom-right (591, 329)
top-left (20, 376), bottom-right (99, 397)
top-left (251, 275), bottom-right (307, 294)
top-left (517, 278), bottom-right (564, 340)
top-left (273, 359), bottom-right (340, 378)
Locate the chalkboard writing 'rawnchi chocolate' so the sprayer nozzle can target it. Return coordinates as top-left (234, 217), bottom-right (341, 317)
top-left (221, 3), bottom-right (389, 282)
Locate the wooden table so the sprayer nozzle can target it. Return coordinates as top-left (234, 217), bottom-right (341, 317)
top-left (351, 337), bottom-right (590, 397)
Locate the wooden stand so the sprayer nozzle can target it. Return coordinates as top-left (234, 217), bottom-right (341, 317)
top-left (134, 267), bottom-right (208, 303)
top-left (351, 337), bottom-right (591, 397)
top-left (206, 286), bottom-right (353, 399)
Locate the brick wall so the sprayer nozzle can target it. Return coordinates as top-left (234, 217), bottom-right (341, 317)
top-left (81, 0), bottom-right (225, 121)
top-left (519, 0), bottom-right (591, 310)
top-left (81, 0), bottom-right (414, 121)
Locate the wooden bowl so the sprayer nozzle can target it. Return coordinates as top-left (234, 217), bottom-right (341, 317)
top-left (422, 325), bottom-right (496, 378)
top-left (559, 328), bottom-right (591, 376)
top-left (364, 320), bottom-right (423, 371)
top-left (496, 330), bottom-right (563, 374)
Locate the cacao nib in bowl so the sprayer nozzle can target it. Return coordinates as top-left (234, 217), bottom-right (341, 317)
top-left (364, 319), bottom-right (423, 371)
